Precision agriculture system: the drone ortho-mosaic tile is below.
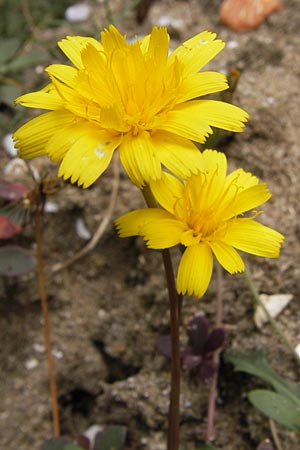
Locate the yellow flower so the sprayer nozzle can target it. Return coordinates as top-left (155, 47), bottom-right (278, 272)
top-left (13, 26), bottom-right (248, 188)
top-left (115, 150), bottom-right (284, 298)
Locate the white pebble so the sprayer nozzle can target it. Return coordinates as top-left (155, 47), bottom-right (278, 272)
top-left (33, 343), bottom-right (45, 353)
top-left (254, 293), bottom-right (293, 328)
top-left (3, 133), bottom-right (18, 157)
top-left (75, 217), bottom-right (92, 240)
top-left (25, 357), bottom-right (39, 370)
top-left (227, 40), bottom-right (239, 49)
top-left (3, 158), bottom-right (27, 177)
top-left (65, 3), bottom-right (91, 23)
top-left (44, 200), bottom-right (59, 213)
top-left (294, 343), bottom-right (300, 359)
top-left (52, 349), bottom-right (63, 359)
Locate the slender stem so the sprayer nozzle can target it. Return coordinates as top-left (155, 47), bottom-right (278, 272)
top-left (206, 264), bottom-right (223, 442)
top-left (162, 249), bottom-right (181, 450)
top-left (34, 206), bottom-right (60, 437)
top-left (142, 185), bottom-right (181, 450)
top-left (244, 269), bottom-right (300, 365)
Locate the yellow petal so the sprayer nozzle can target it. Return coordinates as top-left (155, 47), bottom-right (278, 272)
top-left (45, 120), bottom-right (101, 162)
top-left (142, 218), bottom-right (185, 249)
top-left (226, 168), bottom-right (259, 190)
top-left (15, 83), bottom-right (63, 110)
top-left (58, 35), bottom-right (103, 69)
top-left (13, 110), bottom-right (75, 158)
top-left (169, 31), bottom-right (225, 74)
top-left (176, 243), bottom-right (213, 298)
top-left (169, 100), bottom-right (249, 137)
top-left (45, 64), bottom-right (77, 88)
top-left (119, 132), bottom-right (161, 188)
top-left (222, 183), bottom-right (271, 219)
top-left (115, 209), bottom-right (173, 237)
top-left (100, 25), bottom-right (126, 53)
top-left (177, 71), bottom-right (228, 103)
top-left (149, 172), bottom-right (183, 214)
top-left (58, 133), bottom-right (120, 188)
top-left (151, 131), bottom-right (203, 179)
top-left (209, 241), bottom-right (244, 274)
top-left (161, 107), bottom-right (213, 143)
top-left (225, 219), bottom-right (284, 258)
top-left (147, 26), bottom-right (169, 69)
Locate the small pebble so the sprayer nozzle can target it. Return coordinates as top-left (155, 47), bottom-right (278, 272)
top-left (44, 200), bottom-right (59, 213)
top-left (75, 217), bottom-right (92, 240)
top-left (3, 134), bottom-right (18, 157)
top-left (24, 358), bottom-right (39, 370)
top-left (65, 3), bottom-right (91, 23)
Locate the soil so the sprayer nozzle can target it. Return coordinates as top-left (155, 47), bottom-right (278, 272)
top-left (0, 1), bottom-right (300, 449)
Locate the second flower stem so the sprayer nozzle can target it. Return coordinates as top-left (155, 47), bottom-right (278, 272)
top-left (162, 249), bottom-right (181, 450)
top-left (142, 185), bottom-right (181, 450)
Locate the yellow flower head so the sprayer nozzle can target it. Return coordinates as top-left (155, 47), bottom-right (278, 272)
top-left (13, 26), bottom-right (248, 188)
top-left (115, 150), bottom-right (284, 298)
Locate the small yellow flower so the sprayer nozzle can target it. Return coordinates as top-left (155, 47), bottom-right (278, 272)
top-left (13, 26), bottom-right (248, 188)
top-left (115, 150), bottom-right (284, 298)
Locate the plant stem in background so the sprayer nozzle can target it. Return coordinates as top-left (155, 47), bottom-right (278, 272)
top-left (142, 185), bottom-right (181, 450)
top-left (206, 264), bottom-right (223, 442)
top-left (34, 205), bottom-right (60, 437)
top-left (243, 269), bottom-right (300, 366)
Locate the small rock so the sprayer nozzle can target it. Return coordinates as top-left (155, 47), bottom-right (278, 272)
top-left (254, 293), bottom-right (293, 328)
top-left (3, 134), bottom-right (18, 157)
top-left (65, 3), bottom-right (91, 23)
top-left (75, 217), bottom-right (92, 240)
top-left (24, 357), bottom-right (39, 370)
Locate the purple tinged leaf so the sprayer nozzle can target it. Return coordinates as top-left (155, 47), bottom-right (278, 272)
top-left (0, 216), bottom-right (21, 239)
top-left (156, 335), bottom-right (172, 359)
top-left (77, 435), bottom-right (91, 450)
top-left (197, 361), bottom-right (218, 383)
top-left (182, 352), bottom-right (202, 370)
top-left (0, 182), bottom-right (29, 201)
top-left (204, 328), bottom-right (226, 353)
top-left (187, 313), bottom-right (209, 355)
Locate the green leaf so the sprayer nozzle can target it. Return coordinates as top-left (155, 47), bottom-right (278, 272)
top-left (0, 49), bottom-right (49, 74)
top-left (0, 246), bottom-right (35, 276)
top-left (65, 445), bottom-right (85, 450)
top-left (42, 438), bottom-right (84, 450)
top-left (0, 83), bottom-right (21, 107)
top-left (0, 37), bottom-right (21, 64)
top-left (42, 438), bottom-right (70, 450)
top-left (95, 426), bottom-right (127, 450)
top-left (248, 389), bottom-right (300, 433)
top-left (226, 350), bottom-right (300, 406)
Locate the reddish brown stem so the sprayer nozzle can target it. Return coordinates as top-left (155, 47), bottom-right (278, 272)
top-left (162, 249), bottom-right (181, 450)
top-left (34, 207), bottom-right (60, 437)
top-left (142, 185), bottom-right (181, 450)
top-left (205, 264), bottom-right (223, 442)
